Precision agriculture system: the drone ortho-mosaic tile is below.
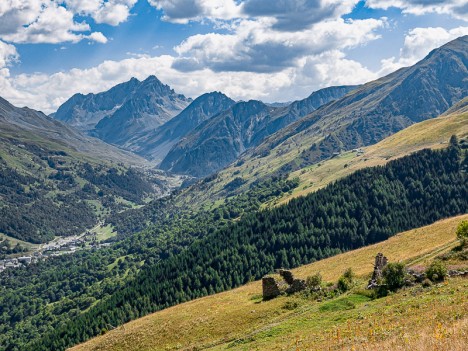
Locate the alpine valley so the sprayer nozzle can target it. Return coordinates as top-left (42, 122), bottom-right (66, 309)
top-left (0, 25), bottom-right (467, 351)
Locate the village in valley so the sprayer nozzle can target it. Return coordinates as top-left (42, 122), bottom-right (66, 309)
top-left (0, 223), bottom-right (112, 273)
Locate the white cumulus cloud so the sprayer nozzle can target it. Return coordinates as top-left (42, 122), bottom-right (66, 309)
top-left (0, 40), bottom-right (19, 68)
top-left (147, 0), bottom-right (242, 23)
top-left (0, 50), bottom-right (378, 114)
top-left (0, 0), bottom-right (138, 45)
top-left (172, 17), bottom-right (385, 73)
top-left (242, 0), bottom-right (359, 31)
top-left (65, 0), bottom-right (138, 26)
top-left (379, 26), bottom-right (468, 75)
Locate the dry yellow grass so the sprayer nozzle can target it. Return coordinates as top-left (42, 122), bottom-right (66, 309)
top-left (70, 214), bottom-right (468, 351)
top-left (275, 111), bottom-right (468, 204)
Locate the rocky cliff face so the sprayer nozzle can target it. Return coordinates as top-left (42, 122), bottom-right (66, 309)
top-left (159, 86), bottom-right (356, 177)
top-left (53, 75), bottom-right (191, 147)
top-left (131, 92), bottom-right (236, 162)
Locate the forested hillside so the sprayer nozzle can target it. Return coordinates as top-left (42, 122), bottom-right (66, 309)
top-left (0, 155), bottom-right (156, 243)
top-left (69, 214), bottom-right (468, 351)
top-left (25, 139), bottom-right (467, 351)
top-left (0, 176), bottom-right (298, 351)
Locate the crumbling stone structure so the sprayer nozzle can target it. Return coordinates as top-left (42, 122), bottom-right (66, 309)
top-left (262, 269), bottom-right (307, 299)
top-left (262, 276), bottom-right (281, 299)
top-left (287, 278), bottom-right (307, 293)
top-left (367, 252), bottom-right (388, 289)
top-left (278, 269), bottom-right (294, 285)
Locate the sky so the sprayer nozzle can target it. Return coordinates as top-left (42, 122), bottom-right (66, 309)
top-left (0, 0), bottom-right (467, 114)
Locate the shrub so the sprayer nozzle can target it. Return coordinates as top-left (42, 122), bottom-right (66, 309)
top-left (282, 301), bottom-right (300, 310)
top-left (337, 268), bottom-right (355, 292)
top-left (306, 273), bottom-right (323, 291)
top-left (382, 262), bottom-right (406, 291)
top-left (456, 220), bottom-right (468, 247)
top-left (337, 276), bottom-right (352, 292)
top-left (422, 278), bottom-right (432, 288)
top-left (343, 268), bottom-right (355, 281)
top-left (425, 261), bottom-right (447, 282)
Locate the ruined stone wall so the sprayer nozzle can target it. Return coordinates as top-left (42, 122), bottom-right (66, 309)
top-left (262, 269), bottom-right (307, 299)
top-left (262, 276), bottom-right (281, 299)
top-left (367, 252), bottom-right (388, 289)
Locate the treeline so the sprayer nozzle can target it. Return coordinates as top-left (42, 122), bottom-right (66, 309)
top-left (28, 141), bottom-right (467, 351)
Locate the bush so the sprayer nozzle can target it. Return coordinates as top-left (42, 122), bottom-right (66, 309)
top-left (343, 268), bottom-right (355, 281)
top-left (337, 276), bottom-right (352, 292)
top-left (382, 262), bottom-right (406, 291)
top-left (306, 273), bottom-right (322, 291)
top-left (456, 220), bottom-right (468, 246)
top-left (282, 301), bottom-right (300, 310)
top-left (425, 261), bottom-right (447, 282)
top-left (337, 268), bottom-right (355, 292)
top-left (422, 278), bottom-right (432, 288)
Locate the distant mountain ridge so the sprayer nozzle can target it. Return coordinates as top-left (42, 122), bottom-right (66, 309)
top-left (159, 85), bottom-right (357, 177)
top-left (246, 35), bottom-right (468, 174)
top-left (53, 75), bottom-right (192, 147)
top-left (129, 91), bottom-right (236, 162)
top-left (0, 96), bottom-right (145, 165)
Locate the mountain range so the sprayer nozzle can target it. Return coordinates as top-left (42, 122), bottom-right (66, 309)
top-left (211, 34), bottom-right (468, 182)
top-left (159, 85), bottom-right (356, 177)
top-left (131, 91), bottom-right (236, 162)
top-left (53, 75), bottom-right (192, 148)
top-left (0, 96), bottom-right (144, 165)
top-left (51, 37), bottom-right (467, 180)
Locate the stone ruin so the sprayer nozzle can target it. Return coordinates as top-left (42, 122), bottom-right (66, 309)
top-left (262, 276), bottom-right (282, 300)
top-left (262, 269), bottom-right (307, 300)
top-left (367, 252), bottom-right (388, 289)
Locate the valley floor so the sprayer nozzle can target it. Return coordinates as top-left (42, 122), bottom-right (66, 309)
top-left (70, 214), bottom-right (468, 351)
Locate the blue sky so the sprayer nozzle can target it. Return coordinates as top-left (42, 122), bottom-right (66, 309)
top-left (0, 0), bottom-right (467, 113)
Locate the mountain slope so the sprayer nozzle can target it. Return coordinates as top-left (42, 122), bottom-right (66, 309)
top-left (53, 75), bottom-right (192, 147)
top-left (52, 77), bottom-right (141, 131)
top-left (70, 214), bottom-right (468, 351)
top-left (0, 97), bottom-right (173, 243)
top-left (275, 105), bottom-right (468, 204)
top-left (0, 96), bottom-right (145, 165)
top-left (244, 35), bottom-right (467, 176)
top-left (166, 103), bottom-right (467, 211)
top-left (131, 91), bottom-right (236, 162)
top-left (160, 85), bottom-right (356, 177)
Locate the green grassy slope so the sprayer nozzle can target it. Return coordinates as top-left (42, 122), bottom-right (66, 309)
top-left (27, 141), bottom-right (466, 351)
